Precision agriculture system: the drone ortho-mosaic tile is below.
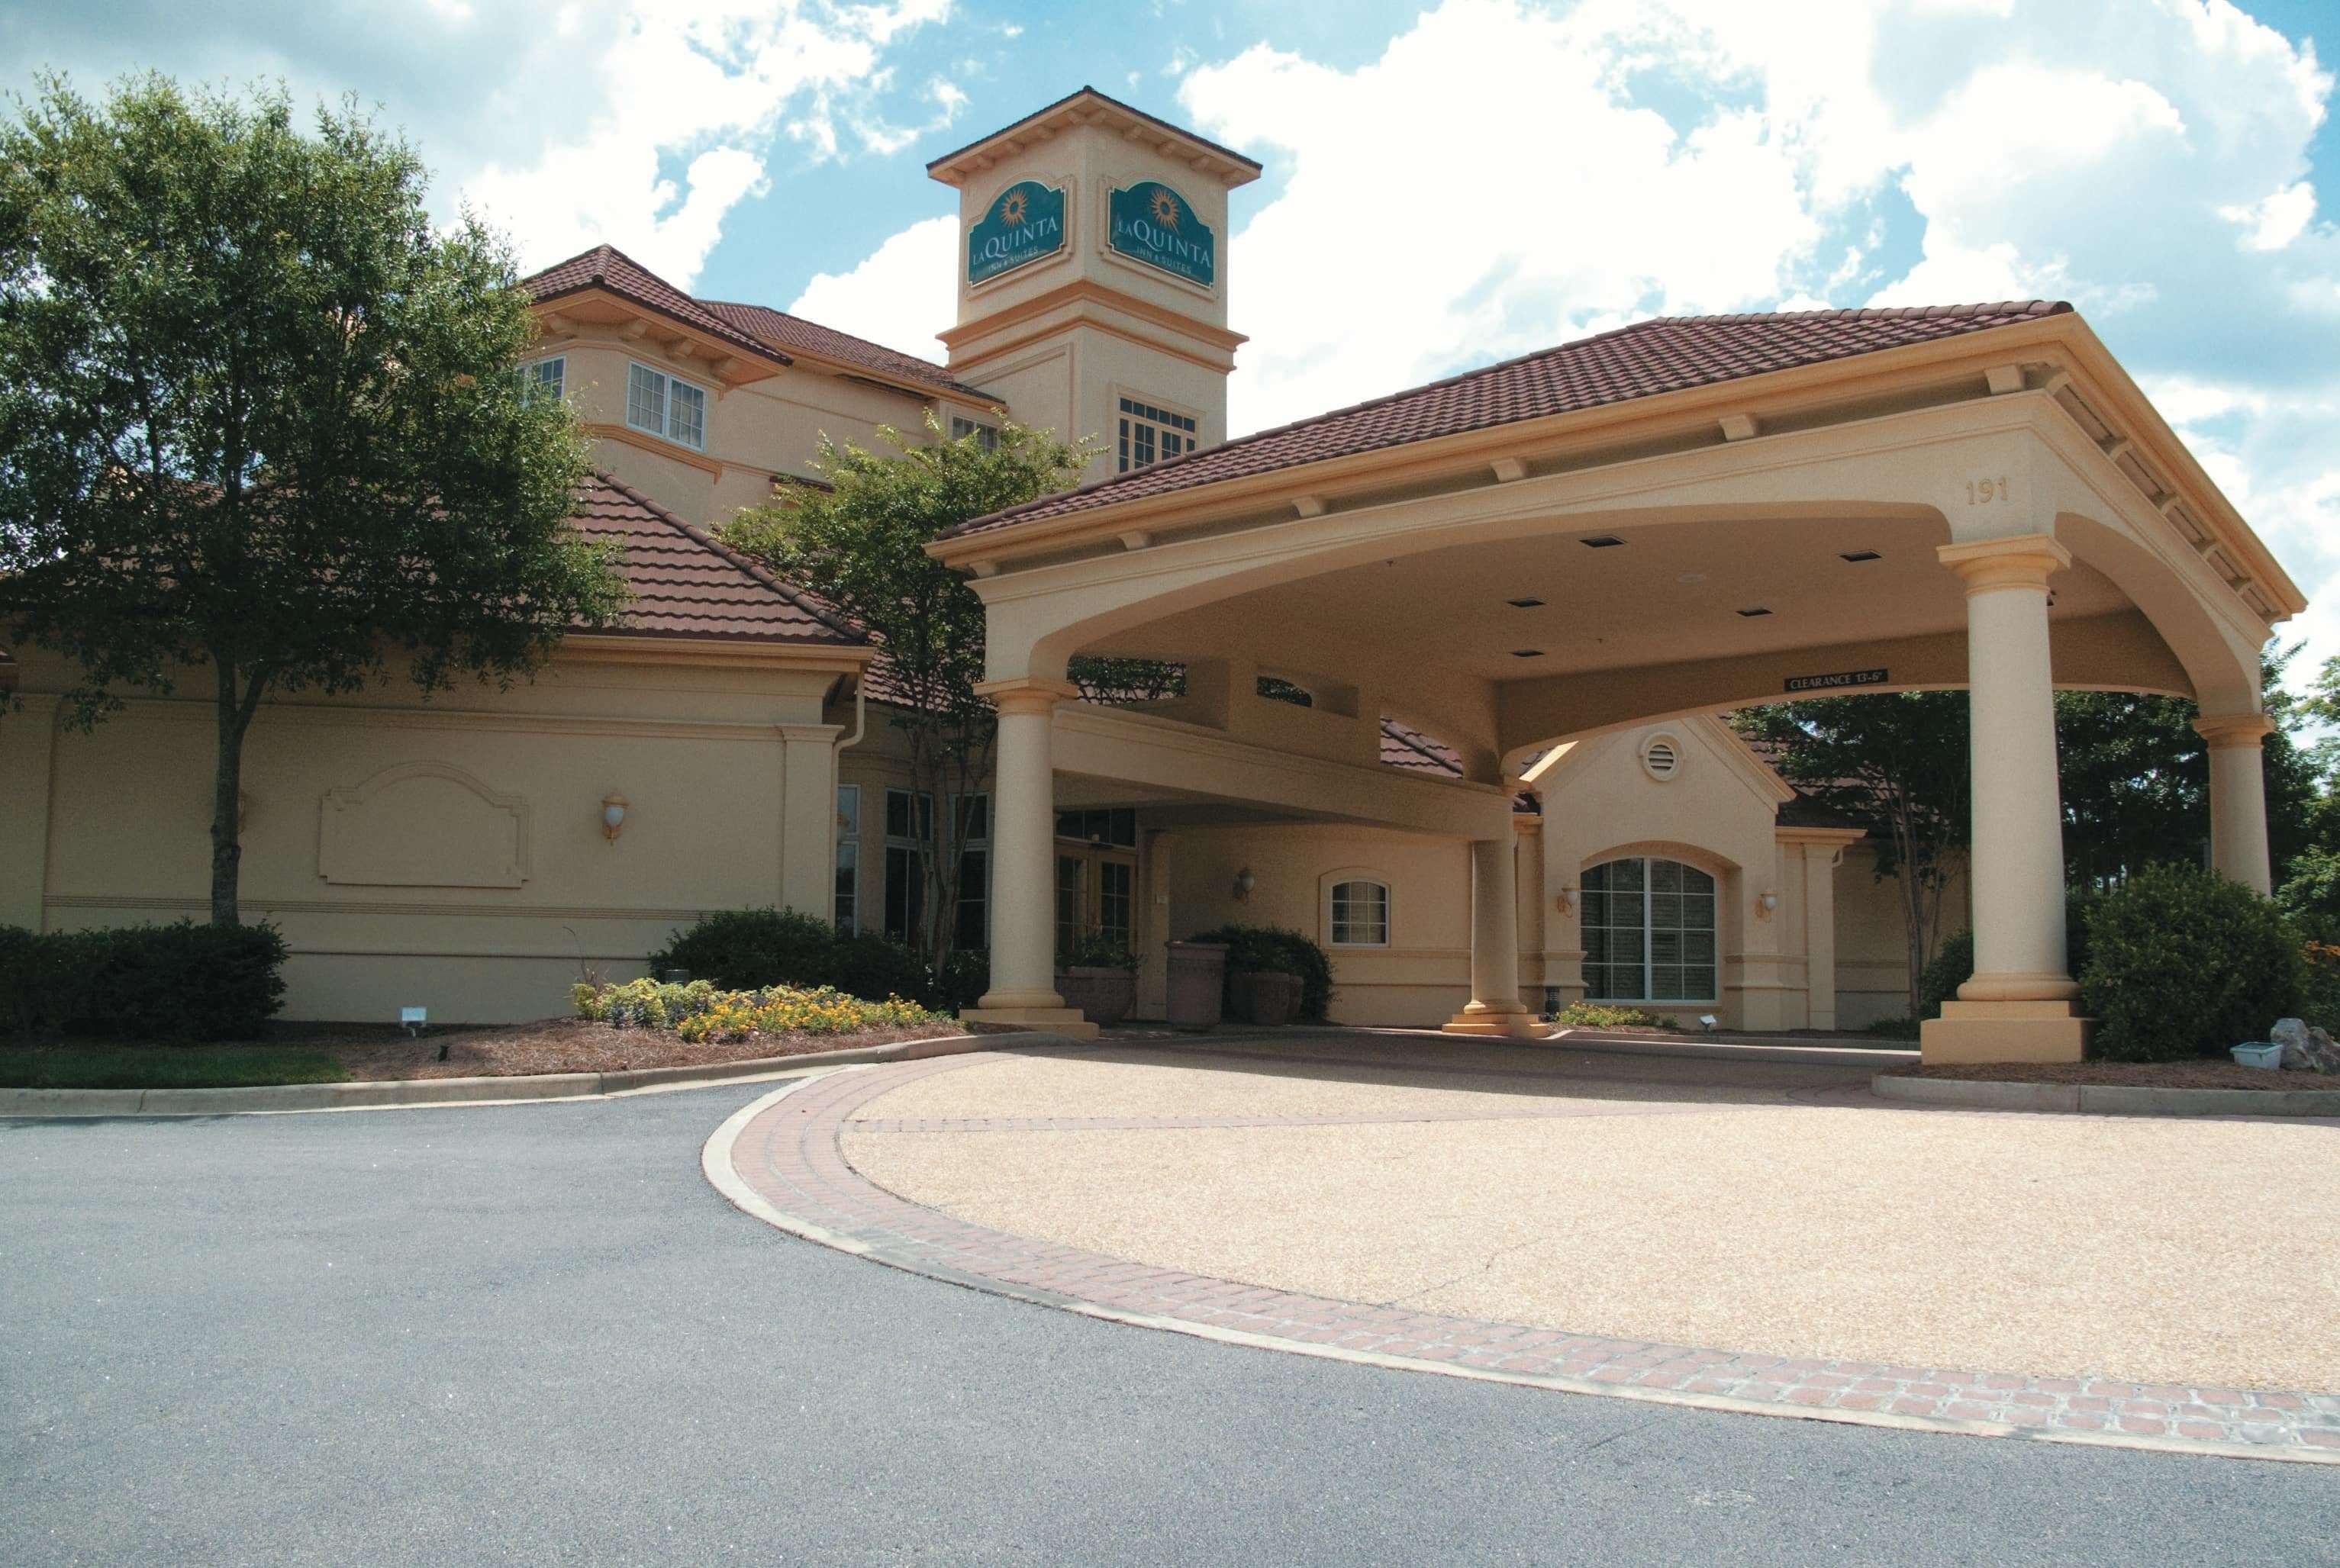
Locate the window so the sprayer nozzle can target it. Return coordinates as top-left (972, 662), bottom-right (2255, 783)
top-left (1256, 675), bottom-right (1313, 708)
top-left (884, 788), bottom-right (933, 944)
top-left (1330, 880), bottom-right (1389, 947)
top-left (522, 356), bottom-right (565, 404)
top-left (1055, 807), bottom-right (1136, 848)
top-left (1582, 858), bottom-right (1717, 1003)
top-left (1055, 855), bottom-right (1087, 957)
top-left (952, 794), bottom-right (991, 951)
top-left (834, 785), bottom-right (860, 932)
top-left (626, 362), bottom-right (707, 450)
top-left (949, 416), bottom-right (999, 450)
top-left (1117, 397), bottom-right (1197, 472)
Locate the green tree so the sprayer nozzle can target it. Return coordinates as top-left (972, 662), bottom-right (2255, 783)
top-left (0, 76), bottom-right (626, 926)
top-left (2056, 644), bottom-right (2321, 887)
top-left (1735, 691), bottom-right (1971, 1016)
top-left (720, 414), bottom-right (1093, 962)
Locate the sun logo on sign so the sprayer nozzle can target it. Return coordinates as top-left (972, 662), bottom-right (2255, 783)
top-left (998, 188), bottom-right (1028, 225)
top-left (1149, 188), bottom-right (1181, 229)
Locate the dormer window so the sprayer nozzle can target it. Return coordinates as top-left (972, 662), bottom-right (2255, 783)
top-left (627, 362), bottom-right (706, 451)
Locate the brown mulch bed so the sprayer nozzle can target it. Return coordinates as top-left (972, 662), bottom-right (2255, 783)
top-left (1887, 1060), bottom-right (2334, 1091)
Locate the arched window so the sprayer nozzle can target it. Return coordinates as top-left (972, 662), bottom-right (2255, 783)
top-left (1582, 858), bottom-right (1716, 1002)
top-left (1330, 879), bottom-right (1389, 947)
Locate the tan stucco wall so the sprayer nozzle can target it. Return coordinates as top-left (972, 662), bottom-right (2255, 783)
top-left (6, 646), bottom-right (846, 1024)
top-left (1833, 844), bottom-right (1971, 1029)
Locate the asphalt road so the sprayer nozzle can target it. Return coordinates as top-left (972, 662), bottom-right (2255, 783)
top-left (5, 1083), bottom-right (2335, 1566)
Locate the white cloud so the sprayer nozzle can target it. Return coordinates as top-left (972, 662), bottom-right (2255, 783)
top-left (785, 214), bottom-right (957, 359)
top-left (460, 0), bottom-right (956, 284)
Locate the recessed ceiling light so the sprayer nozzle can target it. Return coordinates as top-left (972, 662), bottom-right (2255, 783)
top-left (1736, 607), bottom-right (1772, 617)
top-left (1677, 571), bottom-right (1706, 586)
top-left (1506, 596), bottom-right (1545, 608)
top-left (1579, 535), bottom-right (1625, 548)
top-left (1839, 549), bottom-right (1881, 562)
top-left (1510, 649), bottom-right (1546, 658)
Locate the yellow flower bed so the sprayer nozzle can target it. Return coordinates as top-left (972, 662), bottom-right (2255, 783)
top-left (573, 977), bottom-right (946, 1043)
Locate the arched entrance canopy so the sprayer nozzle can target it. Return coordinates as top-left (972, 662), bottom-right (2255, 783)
top-left (933, 307), bottom-right (2303, 1063)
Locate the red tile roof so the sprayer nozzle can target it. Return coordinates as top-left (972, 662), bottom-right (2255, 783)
top-left (926, 85), bottom-right (1262, 178)
top-left (1381, 717), bottom-right (1463, 774)
top-left (572, 472), bottom-right (862, 645)
top-left (950, 302), bottom-right (2074, 539)
top-left (703, 300), bottom-right (989, 398)
top-left (523, 245), bottom-right (788, 366)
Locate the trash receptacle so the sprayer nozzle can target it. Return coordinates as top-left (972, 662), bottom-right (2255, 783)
top-left (1165, 942), bottom-right (1230, 1029)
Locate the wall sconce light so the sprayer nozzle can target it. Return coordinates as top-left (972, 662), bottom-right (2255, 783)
top-left (601, 792), bottom-right (629, 843)
top-left (1232, 867), bottom-right (1255, 901)
top-left (1555, 886), bottom-right (1577, 915)
top-left (1756, 890), bottom-right (1780, 919)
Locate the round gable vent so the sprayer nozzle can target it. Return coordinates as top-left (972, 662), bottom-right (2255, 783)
top-left (1641, 734), bottom-right (1682, 781)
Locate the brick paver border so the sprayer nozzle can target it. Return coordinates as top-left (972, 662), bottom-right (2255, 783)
top-left (704, 1054), bottom-right (2340, 1464)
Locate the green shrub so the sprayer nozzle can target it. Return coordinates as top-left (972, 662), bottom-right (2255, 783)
top-left (0, 921), bottom-right (288, 1042)
top-left (1863, 1016), bottom-right (1921, 1041)
top-left (2300, 939), bottom-right (2340, 1035)
top-left (1185, 924), bottom-right (1333, 1020)
top-left (933, 948), bottom-right (990, 1012)
top-left (1917, 890), bottom-right (2097, 1018)
top-left (1549, 1000), bottom-right (1674, 1029)
top-left (649, 908), bottom-right (840, 990)
top-left (1063, 931), bottom-right (1139, 969)
top-left (2079, 864), bottom-right (2304, 1061)
top-left (649, 909), bottom-right (939, 1006)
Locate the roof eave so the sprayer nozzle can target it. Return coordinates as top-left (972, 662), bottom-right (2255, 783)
top-left (532, 283), bottom-right (790, 383)
top-left (926, 85), bottom-right (1263, 188)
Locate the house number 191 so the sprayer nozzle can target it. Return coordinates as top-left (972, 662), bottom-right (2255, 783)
top-left (1965, 475), bottom-right (2012, 506)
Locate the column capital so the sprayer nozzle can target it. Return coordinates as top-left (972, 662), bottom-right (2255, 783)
top-left (2193, 711), bottom-right (2276, 749)
top-left (1936, 533), bottom-right (2071, 593)
top-left (975, 675), bottom-right (1079, 716)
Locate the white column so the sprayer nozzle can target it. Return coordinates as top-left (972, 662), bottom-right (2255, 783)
top-left (1922, 534), bottom-right (2088, 1064)
top-left (777, 723), bottom-right (843, 919)
top-left (1800, 842), bottom-right (1842, 1032)
top-left (962, 678), bottom-right (1097, 1038)
top-left (1443, 833), bottom-right (1540, 1036)
top-left (2197, 713), bottom-right (2274, 896)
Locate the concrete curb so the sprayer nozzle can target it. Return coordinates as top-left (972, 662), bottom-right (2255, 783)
top-left (0, 1030), bottom-right (1076, 1119)
top-left (1551, 1032), bottom-right (1919, 1070)
top-left (704, 1074), bottom-right (2338, 1467)
top-left (1871, 1072), bottom-right (2340, 1117)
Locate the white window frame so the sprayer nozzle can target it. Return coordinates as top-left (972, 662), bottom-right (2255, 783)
top-left (951, 791), bottom-right (991, 951)
top-left (1323, 874), bottom-right (1391, 948)
top-left (1116, 394), bottom-right (1199, 472)
top-left (883, 787), bottom-right (934, 945)
top-left (627, 361), bottom-right (707, 451)
top-left (523, 355), bottom-right (565, 404)
top-left (1581, 855), bottom-right (1720, 1005)
top-left (949, 415), bottom-right (999, 450)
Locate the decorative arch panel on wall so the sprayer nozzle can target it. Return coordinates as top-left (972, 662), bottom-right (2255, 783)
top-left (317, 761), bottom-right (531, 889)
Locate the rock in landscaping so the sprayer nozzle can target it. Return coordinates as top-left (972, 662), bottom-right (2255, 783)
top-left (2271, 1018), bottom-right (2340, 1073)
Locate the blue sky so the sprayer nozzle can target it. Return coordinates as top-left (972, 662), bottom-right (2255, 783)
top-left (8, 0), bottom-right (2340, 671)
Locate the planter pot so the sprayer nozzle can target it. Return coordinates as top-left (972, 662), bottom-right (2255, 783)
top-left (1056, 965), bottom-right (1137, 1028)
top-left (2231, 1042), bottom-right (2284, 1069)
top-left (1165, 942), bottom-right (1230, 1029)
top-left (1229, 969), bottom-right (1303, 1027)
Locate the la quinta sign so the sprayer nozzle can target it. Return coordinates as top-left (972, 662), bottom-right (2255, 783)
top-left (967, 180), bottom-right (1065, 285)
top-left (1107, 181), bottom-right (1216, 286)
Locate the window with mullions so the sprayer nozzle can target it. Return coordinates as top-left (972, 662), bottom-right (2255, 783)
top-left (1581, 857), bottom-right (1717, 1003)
top-left (952, 794), bottom-right (990, 951)
top-left (627, 362), bottom-right (706, 450)
top-left (1117, 397), bottom-right (1197, 472)
top-left (522, 356), bottom-right (565, 404)
top-left (1330, 880), bottom-right (1389, 947)
top-left (949, 416), bottom-right (999, 450)
top-left (835, 785), bottom-right (861, 932)
top-left (884, 788), bottom-right (933, 944)
top-left (1055, 807), bottom-right (1137, 847)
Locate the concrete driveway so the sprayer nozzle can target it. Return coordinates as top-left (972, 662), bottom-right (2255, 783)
top-left (841, 1035), bottom-right (2340, 1394)
top-left (5, 1078), bottom-right (2337, 1564)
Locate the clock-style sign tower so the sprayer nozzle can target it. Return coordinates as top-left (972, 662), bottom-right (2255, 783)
top-left (926, 88), bottom-right (1262, 481)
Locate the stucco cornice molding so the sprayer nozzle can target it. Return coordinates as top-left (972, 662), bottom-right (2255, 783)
top-left (975, 675), bottom-right (1079, 715)
top-left (940, 277), bottom-right (1249, 356)
top-left (1774, 826), bottom-right (1867, 848)
top-left (559, 634), bottom-right (870, 675)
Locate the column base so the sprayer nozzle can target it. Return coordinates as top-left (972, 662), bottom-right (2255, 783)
top-left (1919, 1000), bottom-right (2091, 1065)
top-left (959, 1006), bottom-right (1101, 1041)
top-left (1440, 1008), bottom-right (1552, 1040)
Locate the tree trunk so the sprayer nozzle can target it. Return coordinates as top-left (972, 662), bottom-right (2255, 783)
top-left (210, 671), bottom-right (247, 927)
